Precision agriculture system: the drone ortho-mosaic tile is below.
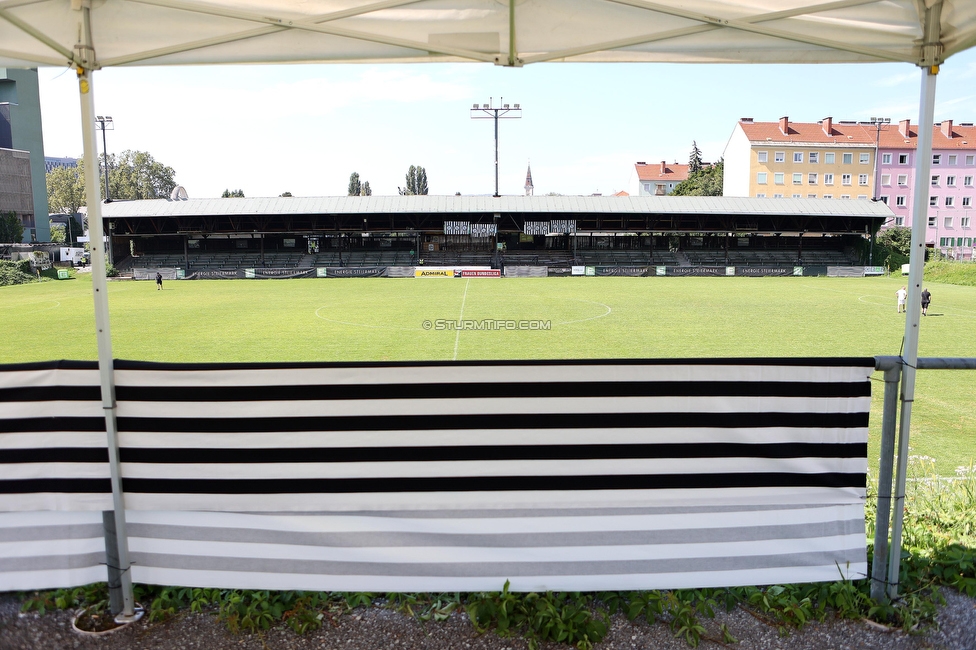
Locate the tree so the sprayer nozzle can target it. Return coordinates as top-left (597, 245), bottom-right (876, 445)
top-left (279, 191), bottom-right (293, 197)
top-left (222, 189), bottom-right (245, 198)
top-left (361, 181), bottom-right (372, 196)
top-left (0, 211), bottom-right (25, 243)
top-left (876, 226), bottom-right (912, 257)
top-left (108, 150), bottom-right (177, 200)
top-left (688, 141), bottom-right (703, 174)
top-left (671, 159), bottom-right (723, 196)
top-left (348, 172), bottom-right (361, 196)
top-left (47, 162), bottom-right (86, 216)
top-left (398, 165), bottom-right (428, 195)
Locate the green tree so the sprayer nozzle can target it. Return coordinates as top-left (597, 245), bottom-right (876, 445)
top-left (279, 191), bottom-right (293, 197)
top-left (222, 189), bottom-right (245, 198)
top-left (0, 211), bottom-right (25, 243)
top-left (50, 223), bottom-right (66, 244)
top-left (877, 226), bottom-right (912, 257)
top-left (47, 162), bottom-right (85, 216)
top-left (108, 150), bottom-right (177, 200)
top-left (688, 141), bottom-right (703, 174)
top-left (361, 181), bottom-right (371, 196)
top-left (399, 165), bottom-right (428, 195)
top-left (348, 172), bottom-right (361, 196)
top-left (671, 159), bottom-right (723, 196)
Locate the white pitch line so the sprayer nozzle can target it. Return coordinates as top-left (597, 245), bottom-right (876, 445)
top-left (452, 279), bottom-right (471, 361)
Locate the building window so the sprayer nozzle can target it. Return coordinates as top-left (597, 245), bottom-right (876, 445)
top-left (895, 196), bottom-right (906, 207)
top-left (842, 174), bottom-right (852, 185)
top-left (895, 216), bottom-right (904, 226)
top-left (947, 175), bottom-right (956, 186)
top-left (945, 217), bottom-right (953, 229)
top-left (823, 194), bottom-right (832, 199)
top-left (949, 154), bottom-right (957, 165)
top-left (899, 153), bottom-right (909, 164)
top-left (964, 197), bottom-right (972, 207)
top-left (932, 175), bottom-right (940, 186)
top-left (757, 151), bottom-right (768, 163)
top-left (807, 193), bottom-right (817, 198)
top-left (933, 154), bottom-right (941, 165)
top-left (793, 152), bottom-right (804, 163)
top-left (967, 155), bottom-right (975, 165)
top-left (775, 151), bottom-right (785, 163)
top-left (793, 173), bottom-right (802, 184)
top-left (773, 193), bottom-right (783, 198)
top-left (824, 173), bottom-right (834, 185)
top-left (774, 172), bottom-right (785, 184)
top-left (825, 152), bottom-right (836, 164)
top-left (965, 176), bottom-right (974, 187)
top-left (757, 172), bottom-right (767, 184)
top-left (809, 152), bottom-right (819, 164)
top-left (842, 153), bottom-right (853, 164)
top-left (930, 195), bottom-right (939, 206)
top-left (928, 216), bottom-right (937, 227)
top-left (841, 194), bottom-right (851, 199)
top-left (792, 193), bottom-right (802, 198)
top-left (809, 173), bottom-right (818, 184)
top-left (962, 216), bottom-right (971, 227)
top-left (897, 174), bottom-right (908, 186)
top-left (880, 195), bottom-right (889, 204)
top-left (940, 237), bottom-right (952, 247)
top-left (860, 153), bottom-right (870, 164)
top-left (858, 194), bottom-right (868, 199)
top-left (946, 196), bottom-right (955, 207)
top-left (882, 153), bottom-right (892, 164)
top-left (881, 174), bottom-right (891, 185)
top-left (858, 174), bottom-right (869, 186)
top-left (756, 193), bottom-right (766, 198)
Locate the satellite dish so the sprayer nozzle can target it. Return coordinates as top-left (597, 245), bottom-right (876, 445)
top-left (170, 185), bottom-right (188, 200)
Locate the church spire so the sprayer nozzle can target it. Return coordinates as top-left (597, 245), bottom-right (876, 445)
top-left (524, 162), bottom-right (534, 196)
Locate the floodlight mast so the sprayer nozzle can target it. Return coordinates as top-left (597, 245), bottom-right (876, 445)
top-left (470, 98), bottom-right (521, 197)
top-left (94, 116), bottom-right (114, 202)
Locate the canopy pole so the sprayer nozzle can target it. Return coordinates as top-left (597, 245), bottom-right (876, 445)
top-left (75, 5), bottom-right (138, 621)
top-left (887, 61), bottom-right (939, 601)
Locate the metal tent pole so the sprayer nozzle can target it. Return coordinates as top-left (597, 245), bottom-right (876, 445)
top-left (888, 45), bottom-right (940, 600)
top-left (870, 357), bottom-right (901, 602)
top-left (75, 6), bottom-right (138, 621)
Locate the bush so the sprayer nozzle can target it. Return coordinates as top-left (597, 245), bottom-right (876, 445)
top-left (0, 259), bottom-right (36, 286)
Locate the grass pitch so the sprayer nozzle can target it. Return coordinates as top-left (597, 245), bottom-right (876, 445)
top-left (3, 273), bottom-right (975, 475)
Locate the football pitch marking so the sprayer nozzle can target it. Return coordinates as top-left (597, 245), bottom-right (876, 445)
top-left (0, 299), bottom-right (61, 313)
top-left (550, 298), bottom-right (613, 326)
top-left (453, 279), bottom-right (471, 361)
top-left (313, 305), bottom-right (421, 331)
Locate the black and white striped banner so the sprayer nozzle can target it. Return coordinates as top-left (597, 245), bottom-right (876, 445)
top-left (1, 358), bottom-right (872, 591)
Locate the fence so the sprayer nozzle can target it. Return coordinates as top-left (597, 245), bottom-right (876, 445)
top-left (1, 358), bottom-right (872, 596)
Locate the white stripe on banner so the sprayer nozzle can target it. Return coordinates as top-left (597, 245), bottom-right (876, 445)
top-left (0, 359), bottom-right (873, 592)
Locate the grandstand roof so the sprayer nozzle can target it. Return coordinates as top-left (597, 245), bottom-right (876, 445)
top-left (101, 195), bottom-right (892, 219)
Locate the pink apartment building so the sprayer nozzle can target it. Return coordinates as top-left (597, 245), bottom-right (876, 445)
top-left (878, 119), bottom-right (976, 260)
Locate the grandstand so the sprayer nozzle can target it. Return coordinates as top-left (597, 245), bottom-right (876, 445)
top-left (103, 195), bottom-right (886, 277)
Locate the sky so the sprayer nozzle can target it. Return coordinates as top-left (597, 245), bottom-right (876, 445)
top-left (36, 48), bottom-right (976, 200)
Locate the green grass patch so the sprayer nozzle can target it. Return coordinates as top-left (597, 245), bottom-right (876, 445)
top-left (2, 274), bottom-right (975, 475)
top-left (923, 260), bottom-right (976, 287)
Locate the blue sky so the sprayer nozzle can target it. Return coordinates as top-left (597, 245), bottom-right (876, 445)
top-left (37, 48), bottom-right (976, 199)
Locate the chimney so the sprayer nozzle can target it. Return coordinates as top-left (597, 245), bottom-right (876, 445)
top-left (660, 161), bottom-right (667, 174)
top-left (779, 116), bottom-right (789, 135)
top-left (899, 119), bottom-right (911, 137)
top-left (822, 117), bottom-right (833, 136)
top-left (740, 117), bottom-right (753, 123)
top-left (941, 120), bottom-right (953, 138)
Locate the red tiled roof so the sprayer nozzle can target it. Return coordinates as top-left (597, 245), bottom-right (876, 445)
top-left (739, 119), bottom-right (875, 144)
top-left (613, 190), bottom-right (630, 197)
top-left (878, 122), bottom-right (976, 150)
top-left (635, 162), bottom-right (690, 182)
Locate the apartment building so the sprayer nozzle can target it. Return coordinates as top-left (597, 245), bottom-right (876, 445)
top-left (876, 119), bottom-right (976, 259)
top-left (724, 117), bottom-right (878, 201)
top-left (633, 161), bottom-right (689, 196)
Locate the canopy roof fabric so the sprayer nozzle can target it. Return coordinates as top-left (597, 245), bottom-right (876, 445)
top-left (0, 0), bottom-right (973, 70)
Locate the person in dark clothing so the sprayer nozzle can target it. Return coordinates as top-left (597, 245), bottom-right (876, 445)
top-left (156, 272), bottom-right (163, 290)
top-left (921, 287), bottom-right (931, 315)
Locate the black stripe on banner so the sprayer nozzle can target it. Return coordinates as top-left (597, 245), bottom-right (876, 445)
top-left (119, 442), bottom-right (868, 464)
top-left (114, 380), bottom-right (870, 402)
top-left (0, 386), bottom-right (101, 402)
top-left (0, 417), bottom-right (105, 433)
top-left (1, 448), bottom-right (108, 463)
top-left (0, 478), bottom-right (111, 494)
top-left (111, 357), bottom-right (877, 371)
top-left (121, 472), bottom-right (866, 494)
top-left (118, 411), bottom-right (869, 433)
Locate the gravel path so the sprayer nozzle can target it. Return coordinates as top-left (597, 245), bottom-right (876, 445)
top-left (2, 590), bottom-right (975, 650)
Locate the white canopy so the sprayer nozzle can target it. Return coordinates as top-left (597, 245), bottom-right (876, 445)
top-left (1, 0), bottom-right (974, 70)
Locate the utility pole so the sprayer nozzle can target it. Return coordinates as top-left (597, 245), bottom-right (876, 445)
top-left (94, 115), bottom-right (114, 202)
top-left (470, 98), bottom-right (521, 197)
top-left (868, 117), bottom-right (891, 265)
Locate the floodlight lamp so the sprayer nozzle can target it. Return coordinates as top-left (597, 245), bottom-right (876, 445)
top-left (503, 104), bottom-right (509, 109)
top-left (483, 104), bottom-right (489, 109)
top-left (96, 115), bottom-right (104, 121)
top-left (472, 103), bottom-right (479, 109)
top-left (514, 104), bottom-right (520, 109)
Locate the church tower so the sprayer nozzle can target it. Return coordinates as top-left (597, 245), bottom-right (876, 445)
top-left (524, 163), bottom-right (534, 196)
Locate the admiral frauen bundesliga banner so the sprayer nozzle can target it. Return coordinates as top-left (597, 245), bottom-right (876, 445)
top-left (0, 359), bottom-right (871, 592)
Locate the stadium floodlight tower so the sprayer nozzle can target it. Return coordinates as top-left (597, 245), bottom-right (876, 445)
top-left (94, 115), bottom-right (114, 202)
top-left (470, 98), bottom-right (521, 197)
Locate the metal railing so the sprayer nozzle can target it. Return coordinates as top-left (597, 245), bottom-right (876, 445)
top-left (870, 356), bottom-right (976, 602)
